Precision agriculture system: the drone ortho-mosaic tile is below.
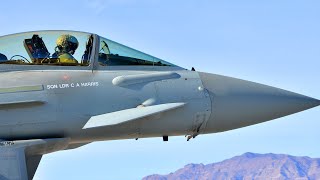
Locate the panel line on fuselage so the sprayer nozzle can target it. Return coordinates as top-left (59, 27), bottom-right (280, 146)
top-left (0, 85), bottom-right (44, 94)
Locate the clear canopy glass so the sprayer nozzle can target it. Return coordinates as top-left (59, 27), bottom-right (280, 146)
top-left (0, 31), bottom-right (93, 66)
top-left (0, 30), bottom-right (176, 67)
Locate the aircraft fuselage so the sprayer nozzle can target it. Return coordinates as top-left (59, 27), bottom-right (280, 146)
top-left (0, 30), bottom-right (318, 180)
top-left (0, 65), bottom-right (212, 144)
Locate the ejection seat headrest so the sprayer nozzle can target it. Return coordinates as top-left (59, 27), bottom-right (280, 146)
top-left (0, 53), bottom-right (7, 62)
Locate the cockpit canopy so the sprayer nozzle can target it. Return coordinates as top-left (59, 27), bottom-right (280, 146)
top-left (0, 30), bottom-right (176, 67)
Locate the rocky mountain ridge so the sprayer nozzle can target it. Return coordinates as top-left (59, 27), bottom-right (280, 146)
top-left (143, 152), bottom-right (320, 180)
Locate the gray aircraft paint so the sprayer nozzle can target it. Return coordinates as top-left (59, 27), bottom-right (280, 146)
top-left (0, 31), bottom-right (319, 180)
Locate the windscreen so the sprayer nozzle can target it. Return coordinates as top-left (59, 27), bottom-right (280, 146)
top-left (98, 37), bottom-right (176, 66)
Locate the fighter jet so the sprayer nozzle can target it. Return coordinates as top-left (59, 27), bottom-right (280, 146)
top-left (0, 30), bottom-right (318, 180)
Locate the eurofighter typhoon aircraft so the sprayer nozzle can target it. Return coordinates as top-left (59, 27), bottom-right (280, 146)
top-left (0, 30), bottom-right (318, 179)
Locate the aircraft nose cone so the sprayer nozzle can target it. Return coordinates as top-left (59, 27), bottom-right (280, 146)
top-left (198, 72), bottom-right (320, 133)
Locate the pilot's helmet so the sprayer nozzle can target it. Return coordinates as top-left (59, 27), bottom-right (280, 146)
top-left (56, 34), bottom-right (79, 55)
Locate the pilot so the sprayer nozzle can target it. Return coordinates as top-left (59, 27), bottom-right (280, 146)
top-left (53, 34), bottom-right (79, 64)
top-left (0, 53), bottom-right (7, 62)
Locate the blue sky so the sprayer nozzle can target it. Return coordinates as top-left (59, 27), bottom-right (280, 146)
top-left (1, 1), bottom-right (320, 179)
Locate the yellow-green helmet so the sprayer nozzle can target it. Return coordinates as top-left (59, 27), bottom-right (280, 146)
top-left (56, 34), bottom-right (79, 55)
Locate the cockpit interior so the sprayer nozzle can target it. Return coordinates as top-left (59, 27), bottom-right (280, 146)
top-left (0, 31), bottom-right (175, 67)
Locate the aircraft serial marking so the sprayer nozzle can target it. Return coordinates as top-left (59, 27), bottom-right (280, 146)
top-left (0, 141), bottom-right (14, 146)
top-left (46, 82), bottom-right (99, 90)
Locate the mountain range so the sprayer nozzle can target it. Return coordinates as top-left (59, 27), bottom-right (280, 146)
top-left (143, 152), bottom-right (320, 180)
